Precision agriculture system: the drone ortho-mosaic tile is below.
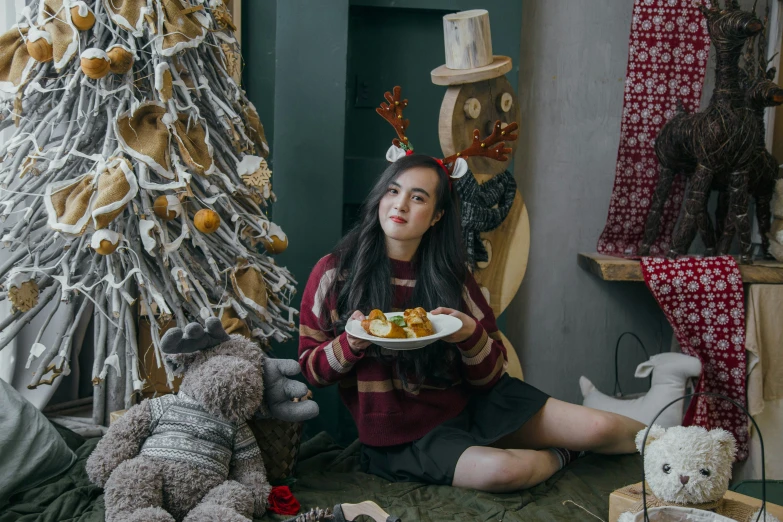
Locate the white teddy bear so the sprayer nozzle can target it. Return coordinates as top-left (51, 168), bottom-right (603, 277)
top-left (618, 425), bottom-right (779, 522)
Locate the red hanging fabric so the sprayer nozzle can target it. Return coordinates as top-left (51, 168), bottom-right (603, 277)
top-left (641, 256), bottom-right (748, 460)
top-left (598, 0), bottom-right (713, 257)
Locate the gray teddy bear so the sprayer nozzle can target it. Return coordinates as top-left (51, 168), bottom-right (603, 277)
top-left (85, 318), bottom-right (318, 522)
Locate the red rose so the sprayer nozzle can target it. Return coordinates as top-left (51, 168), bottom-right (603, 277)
top-left (267, 485), bottom-right (300, 516)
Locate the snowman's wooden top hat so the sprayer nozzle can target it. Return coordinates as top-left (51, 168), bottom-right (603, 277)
top-left (431, 9), bottom-right (512, 86)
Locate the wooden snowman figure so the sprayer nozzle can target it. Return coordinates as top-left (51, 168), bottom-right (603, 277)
top-left (432, 9), bottom-right (527, 379)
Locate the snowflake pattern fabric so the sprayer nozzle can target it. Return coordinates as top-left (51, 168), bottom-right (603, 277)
top-left (598, 0), bottom-right (712, 257)
top-left (641, 256), bottom-right (748, 460)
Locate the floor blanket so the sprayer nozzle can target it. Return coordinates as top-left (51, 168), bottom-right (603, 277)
top-left (0, 426), bottom-right (643, 522)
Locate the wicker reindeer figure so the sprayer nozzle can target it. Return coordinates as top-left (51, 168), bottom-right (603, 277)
top-left (639, 2), bottom-right (764, 263)
top-left (715, 66), bottom-right (783, 258)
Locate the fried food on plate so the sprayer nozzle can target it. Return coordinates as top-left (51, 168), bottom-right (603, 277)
top-left (361, 309), bottom-right (407, 339)
top-left (402, 307), bottom-right (434, 338)
top-left (360, 308), bottom-right (435, 339)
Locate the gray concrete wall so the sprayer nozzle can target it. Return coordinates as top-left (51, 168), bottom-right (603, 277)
top-left (507, 0), bottom-right (762, 403)
top-left (508, 0), bottom-right (675, 403)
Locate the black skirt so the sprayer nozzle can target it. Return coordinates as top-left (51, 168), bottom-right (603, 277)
top-left (359, 375), bottom-right (550, 485)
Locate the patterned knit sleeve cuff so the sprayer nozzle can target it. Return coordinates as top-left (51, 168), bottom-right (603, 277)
top-left (232, 422), bottom-right (262, 461)
top-left (338, 331), bottom-right (365, 365)
top-left (456, 323), bottom-right (488, 358)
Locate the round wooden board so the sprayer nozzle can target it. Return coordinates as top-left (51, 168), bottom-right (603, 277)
top-left (500, 331), bottom-right (524, 381)
top-left (473, 190), bottom-right (530, 316)
top-left (431, 55), bottom-right (513, 86)
top-left (438, 76), bottom-right (521, 177)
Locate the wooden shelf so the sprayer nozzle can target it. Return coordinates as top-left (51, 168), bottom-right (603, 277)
top-left (578, 252), bottom-right (783, 284)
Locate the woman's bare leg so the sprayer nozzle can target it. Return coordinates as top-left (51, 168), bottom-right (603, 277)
top-left (495, 398), bottom-right (644, 454)
top-left (452, 446), bottom-right (560, 492)
top-left (452, 398), bottom-right (644, 493)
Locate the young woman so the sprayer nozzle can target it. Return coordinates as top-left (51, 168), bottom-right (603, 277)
top-left (298, 154), bottom-right (645, 492)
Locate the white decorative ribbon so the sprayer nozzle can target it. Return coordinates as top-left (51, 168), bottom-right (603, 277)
top-left (386, 144), bottom-right (406, 162)
top-left (450, 157), bottom-right (469, 179)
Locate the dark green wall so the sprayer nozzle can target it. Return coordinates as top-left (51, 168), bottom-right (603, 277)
top-left (343, 1), bottom-right (522, 232)
top-left (242, 1), bottom-right (277, 150)
top-left (243, 0), bottom-right (522, 445)
top-left (342, 7), bottom-right (456, 232)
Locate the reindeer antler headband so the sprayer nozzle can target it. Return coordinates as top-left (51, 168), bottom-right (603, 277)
top-left (376, 85), bottom-right (519, 181)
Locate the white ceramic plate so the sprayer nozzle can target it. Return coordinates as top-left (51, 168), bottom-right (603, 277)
top-left (345, 312), bottom-right (463, 351)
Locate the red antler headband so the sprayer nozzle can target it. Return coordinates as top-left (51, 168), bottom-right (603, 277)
top-left (375, 85), bottom-right (519, 181)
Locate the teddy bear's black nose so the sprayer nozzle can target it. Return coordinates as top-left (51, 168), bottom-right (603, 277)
top-left (679, 475), bottom-right (690, 485)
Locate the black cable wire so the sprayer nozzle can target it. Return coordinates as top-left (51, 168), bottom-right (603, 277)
top-left (613, 332), bottom-right (651, 397)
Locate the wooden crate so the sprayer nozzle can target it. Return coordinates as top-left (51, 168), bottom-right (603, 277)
top-left (609, 482), bottom-right (783, 522)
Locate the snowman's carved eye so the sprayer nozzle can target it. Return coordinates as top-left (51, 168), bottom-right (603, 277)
top-left (497, 92), bottom-right (513, 113)
top-left (463, 98), bottom-right (481, 120)
top-left (700, 469), bottom-right (711, 477)
top-left (663, 464), bottom-right (671, 474)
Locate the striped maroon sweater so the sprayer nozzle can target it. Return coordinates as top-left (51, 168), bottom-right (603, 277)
top-left (298, 255), bottom-right (508, 447)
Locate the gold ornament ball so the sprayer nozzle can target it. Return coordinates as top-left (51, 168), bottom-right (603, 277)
top-left (262, 234), bottom-right (288, 255)
top-left (95, 239), bottom-right (118, 255)
top-left (70, 6), bottom-right (96, 30)
top-left (27, 34), bottom-right (53, 63)
top-left (80, 51), bottom-right (111, 79)
top-left (107, 45), bottom-right (134, 74)
top-left (153, 196), bottom-right (177, 221)
top-left (194, 209), bottom-right (221, 234)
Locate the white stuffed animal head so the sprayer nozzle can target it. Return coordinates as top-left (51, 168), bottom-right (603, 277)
top-left (636, 425), bottom-right (736, 505)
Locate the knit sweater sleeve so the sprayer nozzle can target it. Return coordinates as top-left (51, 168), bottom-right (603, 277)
top-left (231, 422), bottom-right (262, 463)
top-left (298, 255), bottom-right (364, 387)
top-left (456, 271), bottom-right (508, 390)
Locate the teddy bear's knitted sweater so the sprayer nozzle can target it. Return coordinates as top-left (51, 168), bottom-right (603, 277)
top-left (139, 392), bottom-right (260, 477)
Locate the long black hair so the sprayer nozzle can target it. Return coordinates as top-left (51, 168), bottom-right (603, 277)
top-left (321, 154), bottom-right (468, 385)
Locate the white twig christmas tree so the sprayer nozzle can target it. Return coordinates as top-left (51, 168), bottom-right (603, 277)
top-left (0, 0), bottom-right (296, 421)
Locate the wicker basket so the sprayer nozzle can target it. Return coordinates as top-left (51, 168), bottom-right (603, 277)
top-left (248, 417), bottom-right (303, 483)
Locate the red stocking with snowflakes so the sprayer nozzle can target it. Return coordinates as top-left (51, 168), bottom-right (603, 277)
top-left (598, 0), bottom-right (713, 257)
top-left (641, 256), bottom-right (748, 460)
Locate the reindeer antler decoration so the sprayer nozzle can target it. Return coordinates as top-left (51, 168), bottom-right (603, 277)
top-left (376, 85), bottom-right (519, 178)
top-left (441, 121), bottom-right (519, 174)
top-left (376, 86), bottom-right (412, 151)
